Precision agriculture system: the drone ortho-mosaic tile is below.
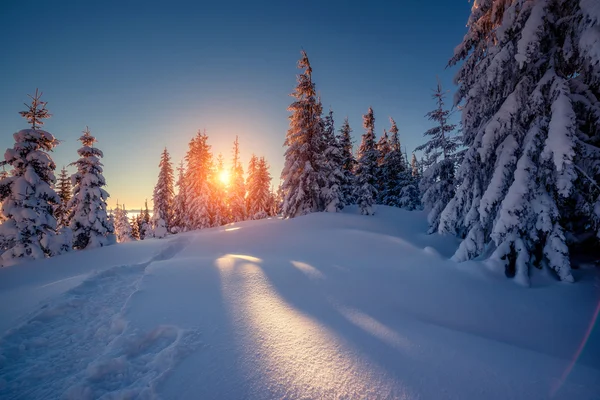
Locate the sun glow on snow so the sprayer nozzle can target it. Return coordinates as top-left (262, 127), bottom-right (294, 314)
top-left (219, 170), bottom-right (230, 186)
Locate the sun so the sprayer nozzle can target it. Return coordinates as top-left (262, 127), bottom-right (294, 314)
top-left (219, 170), bottom-right (230, 186)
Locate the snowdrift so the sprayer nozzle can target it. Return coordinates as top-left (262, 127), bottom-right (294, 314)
top-left (0, 206), bottom-right (599, 399)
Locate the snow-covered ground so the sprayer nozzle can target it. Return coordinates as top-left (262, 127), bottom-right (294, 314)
top-left (0, 206), bottom-right (599, 399)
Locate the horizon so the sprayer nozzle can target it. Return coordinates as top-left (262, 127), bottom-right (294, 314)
top-left (0, 1), bottom-right (472, 209)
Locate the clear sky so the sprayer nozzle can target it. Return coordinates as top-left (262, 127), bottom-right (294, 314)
top-left (0, 0), bottom-right (472, 210)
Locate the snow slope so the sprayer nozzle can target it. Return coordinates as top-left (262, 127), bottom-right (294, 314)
top-left (0, 206), bottom-right (599, 399)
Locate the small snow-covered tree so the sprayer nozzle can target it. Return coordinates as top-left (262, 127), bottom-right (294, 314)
top-left (114, 203), bottom-right (133, 243)
top-left (337, 117), bottom-right (357, 204)
top-left (228, 136), bottom-right (247, 222)
top-left (281, 50), bottom-right (327, 217)
top-left (415, 81), bottom-right (460, 233)
top-left (139, 200), bottom-right (151, 239)
top-left (376, 128), bottom-right (391, 200)
top-left (67, 127), bottom-right (113, 249)
top-left (54, 166), bottom-right (72, 228)
top-left (0, 90), bottom-right (66, 264)
top-left (355, 107), bottom-right (379, 215)
top-left (320, 109), bottom-right (345, 212)
top-left (131, 216), bottom-right (140, 240)
top-left (247, 155), bottom-right (272, 219)
top-left (171, 163), bottom-right (187, 233)
top-left (379, 118), bottom-right (403, 206)
top-left (153, 148), bottom-right (175, 231)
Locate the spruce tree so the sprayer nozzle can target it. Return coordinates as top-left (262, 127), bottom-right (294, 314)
top-left (184, 130), bottom-right (213, 230)
top-left (0, 90), bottom-right (66, 264)
top-left (67, 127), bottom-right (113, 249)
top-left (131, 215), bottom-right (140, 240)
top-left (114, 203), bottom-right (133, 243)
top-left (438, 0), bottom-right (600, 283)
top-left (247, 156), bottom-right (272, 219)
top-left (320, 109), bottom-right (345, 212)
top-left (228, 136), bottom-right (247, 222)
top-left (415, 81), bottom-right (460, 233)
top-left (153, 148), bottom-right (175, 231)
top-left (172, 163), bottom-right (187, 233)
top-left (376, 128), bottom-right (391, 201)
top-left (355, 107), bottom-right (379, 215)
top-left (337, 117), bottom-right (357, 204)
top-left (281, 50), bottom-right (327, 217)
top-left (380, 118), bottom-right (407, 207)
top-left (55, 166), bottom-right (72, 228)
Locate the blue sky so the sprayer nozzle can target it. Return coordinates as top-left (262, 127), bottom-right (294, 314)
top-left (0, 0), bottom-right (472, 209)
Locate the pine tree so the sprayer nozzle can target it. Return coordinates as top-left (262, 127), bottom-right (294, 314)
top-left (375, 128), bottom-right (391, 201)
top-left (184, 130), bottom-right (213, 230)
top-left (153, 148), bottom-right (175, 231)
top-left (438, 0), bottom-right (600, 283)
top-left (355, 107), bottom-right (379, 215)
top-left (320, 109), bottom-right (345, 212)
top-left (337, 117), bottom-right (357, 205)
top-left (54, 166), bottom-right (72, 228)
top-left (380, 118), bottom-right (408, 207)
top-left (67, 127), bottom-right (113, 249)
top-left (281, 50), bottom-right (327, 217)
top-left (113, 203), bottom-right (133, 243)
top-left (136, 211), bottom-right (144, 239)
top-left (415, 81), bottom-right (460, 233)
top-left (171, 163), bottom-right (187, 233)
top-left (411, 154), bottom-right (419, 178)
top-left (228, 136), bottom-right (247, 222)
top-left (0, 90), bottom-right (67, 264)
top-left (131, 215), bottom-right (140, 240)
top-left (247, 156), bottom-right (272, 219)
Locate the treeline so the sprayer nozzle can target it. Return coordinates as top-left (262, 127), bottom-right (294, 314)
top-left (280, 51), bottom-right (461, 226)
top-left (112, 133), bottom-right (279, 242)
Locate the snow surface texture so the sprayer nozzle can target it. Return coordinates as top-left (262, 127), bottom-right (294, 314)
top-left (0, 206), bottom-right (599, 399)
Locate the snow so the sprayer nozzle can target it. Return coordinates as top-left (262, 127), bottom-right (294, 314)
top-left (1, 207), bottom-right (599, 399)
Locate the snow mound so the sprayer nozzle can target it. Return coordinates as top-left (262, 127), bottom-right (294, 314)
top-left (0, 206), bottom-right (599, 399)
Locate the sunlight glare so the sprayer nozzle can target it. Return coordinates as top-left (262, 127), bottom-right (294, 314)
top-left (219, 170), bottom-right (230, 186)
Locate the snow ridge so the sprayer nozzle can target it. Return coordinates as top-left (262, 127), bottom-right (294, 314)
top-left (0, 237), bottom-right (198, 400)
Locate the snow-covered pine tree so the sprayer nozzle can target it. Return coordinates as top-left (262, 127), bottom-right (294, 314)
top-left (320, 109), bottom-right (345, 212)
top-left (131, 215), bottom-right (140, 240)
top-left (376, 128), bottom-right (391, 201)
top-left (54, 166), bottom-right (72, 228)
top-left (228, 137), bottom-right (246, 222)
top-left (355, 107), bottom-right (380, 215)
top-left (281, 50), bottom-right (327, 217)
top-left (415, 81), bottom-right (460, 233)
top-left (67, 127), bottom-right (113, 249)
top-left (438, 0), bottom-right (600, 283)
top-left (246, 155), bottom-right (273, 219)
top-left (411, 154), bottom-right (420, 178)
top-left (184, 130), bottom-right (213, 230)
top-left (0, 90), bottom-right (67, 264)
top-left (337, 117), bottom-right (357, 204)
top-left (114, 203), bottom-right (133, 243)
top-left (153, 148), bottom-right (175, 231)
top-left (171, 163), bottom-right (187, 233)
top-left (246, 154), bottom-right (258, 218)
top-left (135, 211), bottom-right (143, 239)
top-left (380, 118), bottom-right (407, 207)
